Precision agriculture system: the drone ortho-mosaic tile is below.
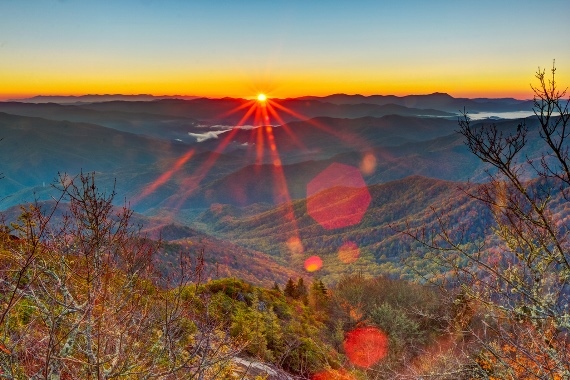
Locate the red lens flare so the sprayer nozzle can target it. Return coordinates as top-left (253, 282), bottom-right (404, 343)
top-left (307, 163), bottom-right (371, 230)
top-left (312, 369), bottom-right (356, 380)
top-left (360, 153), bottom-right (377, 175)
top-left (343, 326), bottom-right (388, 368)
top-left (338, 241), bottom-right (360, 264)
top-left (304, 255), bottom-right (323, 272)
top-left (136, 95), bottom-right (375, 240)
top-left (137, 100), bottom-right (258, 211)
top-left (286, 236), bottom-right (304, 256)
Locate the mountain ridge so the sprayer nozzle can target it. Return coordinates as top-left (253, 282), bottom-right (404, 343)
top-left (7, 94), bottom-right (200, 103)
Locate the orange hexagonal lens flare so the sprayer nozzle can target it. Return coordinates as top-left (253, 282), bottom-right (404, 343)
top-left (304, 255), bottom-right (323, 272)
top-left (287, 236), bottom-right (304, 256)
top-left (360, 153), bottom-right (377, 175)
top-left (306, 163), bottom-right (371, 230)
top-left (312, 369), bottom-right (356, 380)
top-left (343, 326), bottom-right (388, 368)
top-left (338, 241), bottom-right (360, 264)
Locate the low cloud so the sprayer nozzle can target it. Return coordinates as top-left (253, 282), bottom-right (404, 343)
top-left (235, 125), bottom-right (257, 130)
top-left (188, 130), bottom-right (228, 142)
top-left (196, 124), bottom-right (270, 131)
top-left (188, 124), bottom-right (271, 142)
top-left (197, 124), bottom-right (232, 130)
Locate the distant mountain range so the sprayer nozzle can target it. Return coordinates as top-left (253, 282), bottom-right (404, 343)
top-left (297, 92), bottom-right (533, 113)
top-left (0, 109), bottom-right (540, 211)
top-left (6, 92), bottom-right (532, 113)
top-left (8, 94), bottom-right (199, 103)
top-left (2, 93), bottom-right (534, 121)
top-left (73, 98), bottom-right (455, 124)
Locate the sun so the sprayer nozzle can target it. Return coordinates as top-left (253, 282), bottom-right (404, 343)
top-left (257, 93), bottom-right (267, 102)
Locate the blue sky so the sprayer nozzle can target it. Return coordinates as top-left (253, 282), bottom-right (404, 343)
top-left (1, 0), bottom-right (569, 98)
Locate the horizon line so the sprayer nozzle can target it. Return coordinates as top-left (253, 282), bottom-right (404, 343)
top-left (0, 91), bottom-right (534, 102)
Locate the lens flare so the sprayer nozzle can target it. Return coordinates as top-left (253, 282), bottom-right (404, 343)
top-left (360, 153), bottom-right (377, 175)
top-left (312, 369), bottom-right (356, 380)
top-left (307, 163), bottom-right (371, 230)
top-left (343, 326), bottom-right (388, 368)
top-left (338, 242), bottom-right (360, 264)
top-left (304, 255), bottom-right (323, 272)
top-left (135, 149), bottom-right (195, 202)
top-left (138, 95), bottom-right (375, 242)
top-left (287, 236), bottom-right (304, 256)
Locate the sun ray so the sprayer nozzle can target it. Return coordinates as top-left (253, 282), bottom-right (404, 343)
top-left (133, 148), bottom-right (196, 204)
top-left (167, 102), bottom-right (259, 210)
top-left (267, 99), bottom-right (307, 121)
top-left (250, 98), bottom-right (301, 238)
top-left (266, 103), bottom-right (307, 150)
top-left (147, 91), bottom-right (373, 246)
top-left (215, 99), bottom-right (257, 121)
top-left (255, 124), bottom-right (266, 165)
top-left (264, 125), bottom-right (301, 238)
top-left (233, 102), bottom-right (259, 128)
top-left (268, 99), bottom-right (372, 151)
top-left (253, 102), bottom-right (263, 127)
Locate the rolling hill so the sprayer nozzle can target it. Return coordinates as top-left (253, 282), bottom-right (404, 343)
top-left (0, 94), bottom-right (562, 287)
top-left (192, 175), bottom-right (491, 281)
top-left (0, 200), bottom-right (301, 287)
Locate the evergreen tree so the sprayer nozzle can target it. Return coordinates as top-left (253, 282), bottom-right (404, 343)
top-left (272, 281), bottom-right (281, 293)
top-left (296, 278), bottom-right (308, 304)
top-left (284, 278), bottom-right (296, 298)
top-left (310, 279), bottom-right (329, 311)
top-left (316, 280), bottom-right (327, 295)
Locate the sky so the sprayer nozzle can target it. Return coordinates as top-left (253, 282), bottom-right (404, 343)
top-left (0, 0), bottom-right (569, 100)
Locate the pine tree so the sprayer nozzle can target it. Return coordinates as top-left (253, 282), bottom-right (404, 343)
top-left (272, 281), bottom-right (281, 293)
top-left (296, 278), bottom-right (308, 304)
top-left (310, 279), bottom-right (329, 311)
top-left (316, 280), bottom-right (327, 295)
top-left (284, 278), bottom-right (296, 298)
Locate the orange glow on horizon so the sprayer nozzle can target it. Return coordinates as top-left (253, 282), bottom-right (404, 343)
top-left (0, 66), bottom-right (553, 101)
top-left (0, 80), bottom-right (540, 101)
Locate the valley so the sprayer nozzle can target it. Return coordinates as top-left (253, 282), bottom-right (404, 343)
top-left (0, 94), bottom-right (542, 283)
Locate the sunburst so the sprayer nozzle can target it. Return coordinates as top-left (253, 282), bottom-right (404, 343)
top-left (135, 91), bottom-right (377, 261)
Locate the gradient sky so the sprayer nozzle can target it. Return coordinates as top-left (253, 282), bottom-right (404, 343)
top-left (1, 0), bottom-right (569, 99)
